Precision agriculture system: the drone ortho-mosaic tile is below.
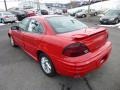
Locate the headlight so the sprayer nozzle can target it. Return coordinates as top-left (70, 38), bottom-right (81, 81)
top-left (76, 13), bottom-right (79, 16)
top-left (77, 13), bottom-right (81, 16)
top-left (100, 18), bottom-right (102, 20)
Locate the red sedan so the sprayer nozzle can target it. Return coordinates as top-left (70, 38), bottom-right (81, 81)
top-left (8, 15), bottom-right (112, 78)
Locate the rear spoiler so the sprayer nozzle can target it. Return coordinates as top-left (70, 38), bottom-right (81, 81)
top-left (72, 30), bottom-right (107, 41)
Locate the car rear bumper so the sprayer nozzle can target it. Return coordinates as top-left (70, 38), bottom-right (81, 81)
top-left (52, 41), bottom-right (112, 78)
top-left (4, 18), bottom-right (17, 22)
top-left (100, 20), bottom-right (116, 24)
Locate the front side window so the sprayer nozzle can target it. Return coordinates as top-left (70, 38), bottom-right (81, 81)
top-left (46, 16), bottom-right (87, 33)
top-left (19, 18), bottom-right (30, 31)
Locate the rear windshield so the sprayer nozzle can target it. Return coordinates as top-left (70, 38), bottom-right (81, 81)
top-left (46, 16), bottom-right (87, 33)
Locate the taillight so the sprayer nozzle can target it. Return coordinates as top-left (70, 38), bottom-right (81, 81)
top-left (4, 16), bottom-right (9, 18)
top-left (63, 43), bottom-right (89, 57)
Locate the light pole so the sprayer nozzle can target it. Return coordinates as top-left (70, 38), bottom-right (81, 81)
top-left (4, 0), bottom-right (7, 11)
top-left (88, 0), bottom-right (91, 15)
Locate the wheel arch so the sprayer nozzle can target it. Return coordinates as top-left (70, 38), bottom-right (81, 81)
top-left (36, 50), bottom-right (47, 61)
top-left (8, 33), bottom-right (11, 38)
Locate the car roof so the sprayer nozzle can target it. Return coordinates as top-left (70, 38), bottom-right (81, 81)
top-left (29, 15), bottom-right (65, 20)
top-left (0, 11), bottom-right (7, 13)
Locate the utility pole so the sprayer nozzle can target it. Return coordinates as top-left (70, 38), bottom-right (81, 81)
top-left (70, 0), bottom-right (72, 9)
top-left (88, 0), bottom-right (91, 14)
top-left (37, 0), bottom-right (40, 11)
top-left (4, 0), bottom-right (7, 11)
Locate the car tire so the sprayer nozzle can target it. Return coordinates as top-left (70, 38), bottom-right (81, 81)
top-left (10, 36), bottom-right (17, 47)
top-left (0, 18), bottom-right (2, 23)
top-left (12, 21), bottom-right (16, 23)
top-left (82, 14), bottom-right (86, 18)
top-left (39, 53), bottom-right (56, 77)
top-left (115, 19), bottom-right (119, 24)
top-left (1, 19), bottom-right (5, 24)
top-left (94, 12), bottom-right (97, 16)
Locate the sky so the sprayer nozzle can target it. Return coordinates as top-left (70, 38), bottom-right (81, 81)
top-left (41, 0), bottom-right (70, 3)
top-left (41, 0), bottom-right (86, 3)
top-left (0, 0), bottom-right (119, 10)
top-left (0, 0), bottom-right (85, 4)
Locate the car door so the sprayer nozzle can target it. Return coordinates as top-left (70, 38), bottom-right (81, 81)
top-left (22, 19), bottom-right (44, 58)
top-left (12, 18), bottom-right (30, 48)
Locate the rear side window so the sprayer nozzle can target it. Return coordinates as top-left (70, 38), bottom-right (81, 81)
top-left (27, 19), bottom-right (43, 33)
top-left (46, 16), bottom-right (87, 33)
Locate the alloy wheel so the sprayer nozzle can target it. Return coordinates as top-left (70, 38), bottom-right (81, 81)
top-left (41, 57), bottom-right (52, 74)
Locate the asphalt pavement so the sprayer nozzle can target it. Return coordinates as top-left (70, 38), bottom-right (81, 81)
top-left (0, 16), bottom-right (120, 90)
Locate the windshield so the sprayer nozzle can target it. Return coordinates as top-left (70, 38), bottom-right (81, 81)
top-left (3, 12), bottom-right (12, 15)
top-left (46, 16), bottom-right (88, 33)
top-left (105, 10), bottom-right (120, 16)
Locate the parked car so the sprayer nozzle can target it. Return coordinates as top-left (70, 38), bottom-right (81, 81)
top-left (100, 10), bottom-right (120, 24)
top-left (0, 11), bottom-right (17, 23)
top-left (24, 9), bottom-right (36, 17)
top-left (8, 15), bottom-right (112, 78)
top-left (54, 9), bottom-right (63, 15)
top-left (75, 9), bottom-right (98, 18)
top-left (37, 4), bottom-right (49, 15)
top-left (41, 10), bottom-right (49, 15)
top-left (82, 1), bottom-right (89, 5)
top-left (8, 8), bottom-right (27, 21)
top-left (69, 9), bottom-right (83, 16)
top-left (37, 10), bottom-right (49, 15)
top-left (91, 0), bottom-right (101, 3)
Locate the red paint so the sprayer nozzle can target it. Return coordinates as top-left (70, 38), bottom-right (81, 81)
top-left (8, 15), bottom-right (112, 78)
top-left (25, 10), bottom-right (36, 17)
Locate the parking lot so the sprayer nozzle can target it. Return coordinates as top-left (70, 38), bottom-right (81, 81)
top-left (0, 16), bottom-right (120, 90)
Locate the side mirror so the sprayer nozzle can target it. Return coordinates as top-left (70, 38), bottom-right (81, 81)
top-left (11, 26), bottom-right (19, 30)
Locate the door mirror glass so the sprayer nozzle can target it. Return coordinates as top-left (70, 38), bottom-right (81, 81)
top-left (11, 26), bottom-right (19, 30)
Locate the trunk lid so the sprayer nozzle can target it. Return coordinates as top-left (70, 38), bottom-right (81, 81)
top-left (57, 27), bottom-right (108, 52)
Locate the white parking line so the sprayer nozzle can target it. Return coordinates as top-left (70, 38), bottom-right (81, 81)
top-left (99, 23), bottom-right (120, 28)
top-left (0, 23), bottom-right (5, 26)
top-left (117, 23), bottom-right (120, 29)
top-left (118, 26), bottom-right (120, 29)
